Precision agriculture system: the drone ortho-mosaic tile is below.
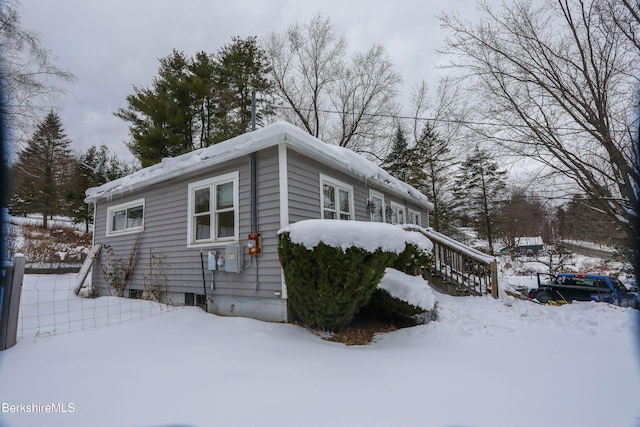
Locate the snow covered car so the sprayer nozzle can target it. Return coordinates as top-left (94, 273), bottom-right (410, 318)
top-left (528, 273), bottom-right (639, 308)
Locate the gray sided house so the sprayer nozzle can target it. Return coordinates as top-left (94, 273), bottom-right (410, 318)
top-left (85, 122), bottom-right (432, 322)
top-left (514, 237), bottom-right (545, 255)
top-left (499, 237), bottom-right (545, 256)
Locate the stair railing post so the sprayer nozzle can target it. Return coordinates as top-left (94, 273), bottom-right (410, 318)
top-left (490, 260), bottom-right (499, 298)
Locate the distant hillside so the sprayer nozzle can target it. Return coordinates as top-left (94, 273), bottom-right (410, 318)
top-left (8, 216), bottom-right (92, 273)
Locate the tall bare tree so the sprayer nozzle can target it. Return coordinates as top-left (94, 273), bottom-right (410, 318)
top-left (440, 0), bottom-right (640, 251)
top-left (0, 2), bottom-right (74, 149)
top-left (604, 0), bottom-right (640, 51)
top-left (264, 14), bottom-right (401, 153)
top-left (494, 188), bottom-right (551, 258)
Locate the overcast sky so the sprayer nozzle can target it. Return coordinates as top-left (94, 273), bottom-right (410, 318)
top-left (20, 0), bottom-right (479, 162)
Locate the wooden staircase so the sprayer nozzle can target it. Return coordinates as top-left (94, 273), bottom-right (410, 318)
top-left (409, 227), bottom-right (498, 298)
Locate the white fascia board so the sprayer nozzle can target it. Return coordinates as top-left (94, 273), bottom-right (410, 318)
top-left (278, 140), bottom-right (289, 229)
top-left (85, 122), bottom-right (433, 212)
top-left (85, 127), bottom-right (286, 203)
top-left (283, 133), bottom-right (433, 211)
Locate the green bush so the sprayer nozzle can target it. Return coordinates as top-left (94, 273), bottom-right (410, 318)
top-left (392, 242), bottom-right (432, 276)
top-left (359, 288), bottom-right (437, 325)
top-left (278, 232), bottom-right (396, 331)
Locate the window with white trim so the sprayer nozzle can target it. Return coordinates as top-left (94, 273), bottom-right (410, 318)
top-left (320, 174), bottom-right (354, 220)
top-left (390, 201), bottom-right (405, 225)
top-left (408, 209), bottom-right (422, 226)
top-left (106, 198), bottom-right (145, 236)
top-left (187, 172), bottom-right (239, 245)
top-left (369, 190), bottom-right (385, 222)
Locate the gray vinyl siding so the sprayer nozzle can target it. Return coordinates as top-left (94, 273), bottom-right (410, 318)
top-left (92, 148), bottom-right (283, 303)
top-left (90, 141), bottom-right (429, 323)
top-left (287, 149), bottom-right (369, 223)
top-left (286, 147), bottom-right (429, 226)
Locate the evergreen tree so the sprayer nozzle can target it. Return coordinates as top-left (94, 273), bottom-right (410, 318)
top-left (115, 38), bottom-right (273, 167)
top-left (11, 111), bottom-right (75, 228)
top-left (115, 50), bottom-right (195, 167)
top-left (68, 145), bottom-right (133, 232)
top-left (453, 146), bottom-right (507, 254)
top-left (213, 36), bottom-right (273, 142)
top-left (383, 126), bottom-right (411, 182)
top-left (409, 123), bottom-right (455, 232)
top-left (189, 51), bottom-right (218, 148)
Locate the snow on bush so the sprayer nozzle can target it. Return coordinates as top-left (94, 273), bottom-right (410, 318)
top-left (277, 220), bottom-right (436, 331)
top-left (379, 268), bottom-right (436, 311)
top-left (279, 219), bottom-right (433, 253)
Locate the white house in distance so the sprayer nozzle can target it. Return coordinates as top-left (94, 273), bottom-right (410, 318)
top-left (84, 122), bottom-right (433, 322)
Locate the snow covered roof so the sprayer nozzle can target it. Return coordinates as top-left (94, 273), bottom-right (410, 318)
top-left (517, 237), bottom-right (544, 247)
top-left (85, 121), bottom-right (432, 209)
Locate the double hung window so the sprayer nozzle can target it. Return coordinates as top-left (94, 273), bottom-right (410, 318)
top-left (320, 175), bottom-right (354, 220)
top-left (188, 172), bottom-right (238, 245)
top-left (390, 202), bottom-right (405, 225)
top-left (408, 209), bottom-right (422, 226)
top-left (369, 190), bottom-right (385, 222)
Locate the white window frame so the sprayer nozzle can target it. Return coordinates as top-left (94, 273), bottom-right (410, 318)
top-left (390, 201), bottom-right (406, 225)
top-left (408, 209), bottom-right (422, 226)
top-left (369, 190), bottom-right (386, 223)
top-left (319, 174), bottom-right (354, 220)
top-left (106, 198), bottom-right (145, 236)
top-left (187, 171), bottom-right (239, 247)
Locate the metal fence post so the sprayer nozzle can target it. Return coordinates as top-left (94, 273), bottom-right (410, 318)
top-left (0, 254), bottom-right (25, 350)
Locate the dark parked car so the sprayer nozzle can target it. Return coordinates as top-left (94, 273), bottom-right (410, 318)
top-left (528, 273), bottom-right (639, 309)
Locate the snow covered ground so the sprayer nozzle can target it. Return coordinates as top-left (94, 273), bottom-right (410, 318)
top-left (0, 273), bottom-right (638, 427)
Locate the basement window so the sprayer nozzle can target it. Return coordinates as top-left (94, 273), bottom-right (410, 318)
top-left (185, 293), bottom-right (206, 307)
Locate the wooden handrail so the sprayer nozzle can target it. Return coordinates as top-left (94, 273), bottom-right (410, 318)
top-left (406, 226), bottom-right (498, 298)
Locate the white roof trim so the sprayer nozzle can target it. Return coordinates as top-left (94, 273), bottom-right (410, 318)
top-left (85, 121), bottom-right (432, 210)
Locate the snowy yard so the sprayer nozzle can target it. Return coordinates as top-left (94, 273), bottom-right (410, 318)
top-left (0, 273), bottom-right (639, 427)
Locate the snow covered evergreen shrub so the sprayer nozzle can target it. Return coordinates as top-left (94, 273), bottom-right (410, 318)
top-left (359, 288), bottom-right (426, 323)
top-left (391, 242), bottom-right (432, 276)
top-left (278, 232), bottom-right (396, 331)
top-left (359, 289), bottom-right (438, 325)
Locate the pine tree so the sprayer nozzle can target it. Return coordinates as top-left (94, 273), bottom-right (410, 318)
top-left (68, 145), bottom-right (133, 232)
top-left (383, 126), bottom-right (411, 182)
top-left (11, 111), bottom-right (75, 228)
top-left (115, 38), bottom-right (273, 167)
top-left (189, 51), bottom-right (218, 148)
top-left (115, 50), bottom-right (195, 167)
top-left (213, 36), bottom-right (273, 142)
top-left (409, 123), bottom-right (455, 231)
top-left (453, 146), bottom-right (507, 254)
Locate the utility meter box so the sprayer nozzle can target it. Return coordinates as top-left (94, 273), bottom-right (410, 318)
top-left (224, 245), bottom-right (243, 273)
top-left (207, 251), bottom-right (217, 270)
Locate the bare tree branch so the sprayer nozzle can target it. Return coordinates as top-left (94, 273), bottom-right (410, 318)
top-left (0, 2), bottom-right (75, 150)
top-left (439, 0), bottom-right (639, 248)
top-left (264, 14), bottom-right (400, 154)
